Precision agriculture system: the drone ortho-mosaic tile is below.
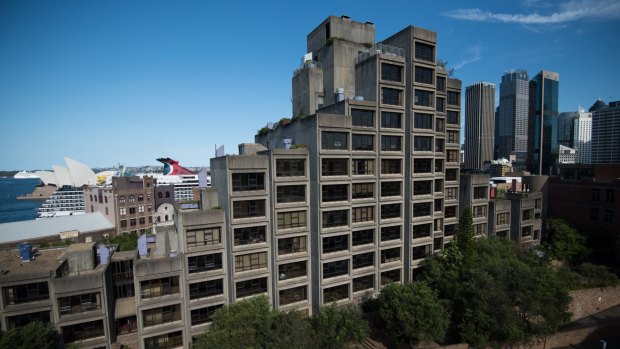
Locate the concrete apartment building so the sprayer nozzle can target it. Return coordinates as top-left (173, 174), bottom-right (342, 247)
top-left (459, 174), bottom-right (491, 237)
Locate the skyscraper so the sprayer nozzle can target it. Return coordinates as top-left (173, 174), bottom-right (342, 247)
top-left (591, 99), bottom-right (620, 164)
top-left (527, 70), bottom-right (559, 175)
top-left (464, 82), bottom-right (495, 170)
top-left (573, 110), bottom-right (592, 164)
top-left (498, 69), bottom-right (529, 159)
top-left (558, 111), bottom-right (579, 148)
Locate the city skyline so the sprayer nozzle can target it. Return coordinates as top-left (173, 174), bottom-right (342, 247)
top-left (1, 0), bottom-right (619, 170)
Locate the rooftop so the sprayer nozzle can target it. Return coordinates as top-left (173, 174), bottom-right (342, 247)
top-left (0, 248), bottom-right (65, 279)
top-left (0, 212), bottom-right (114, 244)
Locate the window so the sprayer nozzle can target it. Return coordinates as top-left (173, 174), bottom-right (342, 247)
top-left (233, 200), bottom-right (265, 219)
top-left (381, 247), bottom-right (401, 263)
top-left (473, 186), bottom-right (488, 199)
top-left (130, 218), bottom-right (136, 226)
top-left (352, 252), bottom-right (374, 269)
top-left (435, 139), bottom-right (444, 152)
top-left (139, 217), bottom-right (145, 225)
top-left (322, 184), bottom-right (349, 202)
top-left (446, 169), bottom-right (458, 181)
top-left (352, 206), bottom-right (374, 223)
top-left (447, 131), bottom-right (459, 144)
top-left (191, 305), bottom-right (223, 325)
top-left (322, 131), bottom-right (348, 150)
top-left (445, 205), bottom-right (457, 218)
top-left (434, 199), bottom-right (443, 212)
top-left (128, 195), bottom-right (135, 203)
top-left (381, 112), bottom-right (402, 129)
top-left (445, 187), bottom-right (458, 200)
top-left (322, 158), bottom-right (348, 176)
top-left (232, 173), bottom-right (265, 191)
top-left (323, 235), bottom-right (349, 253)
top-left (381, 203), bottom-right (401, 219)
top-left (352, 183), bottom-right (374, 199)
top-left (497, 212), bottom-right (509, 225)
top-left (352, 229), bottom-right (374, 246)
top-left (604, 210), bottom-right (614, 224)
top-left (3, 282), bottom-right (49, 306)
top-left (414, 113), bottom-right (433, 129)
top-left (277, 185), bottom-right (306, 203)
top-left (445, 224), bottom-right (456, 236)
top-left (142, 304), bottom-right (182, 327)
top-left (447, 150), bottom-right (459, 163)
top-left (279, 286), bottom-right (308, 306)
top-left (189, 279), bottom-right (224, 299)
top-left (412, 245), bottom-right (431, 260)
top-left (119, 207), bottom-right (126, 216)
top-left (380, 225), bottom-right (401, 242)
top-left (381, 63), bottom-right (402, 82)
top-left (278, 236), bottom-right (307, 255)
top-left (414, 66), bottom-right (434, 84)
top-left (322, 210), bottom-right (349, 228)
top-left (140, 277), bottom-right (180, 299)
top-left (521, 226), bottom-right (532, 237)
top-left (522, 209), bottom-right (533, 221)
top-left (435, 118), bottom-right (445, 132)
top-left (606, 190), bottom-right (615, 203)
top-left (236, 277), bottom-right (268, 298)
top-left (474, 223), bottom-right (487, 236)
top-left (435, 159), bottom-right (444, 173)
top-left (436, 76), bottom-right (446, 92)
top-left (436, 97), bottom-right (445, 112)
top-left (235, 252), bottom-right (267, 272)
top-left (62, 320), bottom-right (105, 344)
top-left (413, 202), bottom-right (432, 218)
top-left (382, 88), bottom-right (403, 106)
top-left (412, 223), bottom-right (431, 239)
top-left (6, 311), bottom-right (51, 329)
top-left (277, 211), bottom-right (306, 229)
top-left (447, 111), bottom-right (459, 125)
top-left (592, 189), bottom-right (600, 202)
top-left (414, 90), bottom-right (433, 107)
top-left (435, 179), bottom-right (443, 192)
top-left (381, 181), bottom-right (401, 197)
top-left (352, 159), bottom-right (374, 175)
top-left (143, 331), bottom-right (183, 349)
top-left (279, 261), bottom-right (307, 281)
top-left (276, 159), bottom-right (305, 177)
top-left (415, 42), bottom-right (434, 62)
top-left (188, 254), bottom-right (222, 273)
top-left (447, 91), bottom-right (460, 106)
top-left (590, 208), bottom-right (599, 221)
top-left (323, 260), bottom-right (349, 278)
top-left (414, 136), bottom-right (433, 152)
top-left (351, 109), bottom-right (374, 127)
top-left (138, 206), bottom-right (144, 213)
top-left (413, 158), bottom-right (432, 173)
top-left (473, 205), bottom-right (487, 218)
top-left (413, 180), bottom-right (433, 196)
top-left (381, 135), bottom-right (402, 151)
top-left (381, 159), bottom-right (401, 174)
top-left (120, 220), bottom-right (127, 228)
top-left (353, 275), bottom-right (375, 292)
top-left (233, 226), bottom-right (266, 246)
top-left (324, 284), bottom-right (349, 303)
top-left (381, 269), bottom-right (401, 285)
top-left (352, 134), bottom-right (374, 151)
top-left (129, 207), bottom-right (136, 214)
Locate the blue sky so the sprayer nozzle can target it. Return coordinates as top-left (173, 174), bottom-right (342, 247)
top-left (1, 0), bottom-right (618, 170)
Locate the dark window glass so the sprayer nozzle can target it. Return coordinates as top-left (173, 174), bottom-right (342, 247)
top-left (322, 158), bottom-right (348, 176)
top-left (447, 111), bottom-right (459, 125)
top-left (324, 284), bottom-right (349, 303)
top-left (381, 159), bottom-right (402, 174)
top-left (381, 269), bottom-right (401, 285)
top-left (278, 262), bottom-right (307, 281)
top-left (447, 91), bottom-right (460, 106)
top-left (236, 277), bottom-right (268, 298)
top-left (381, 112), bottom-right (402, 129)
top-left (277, 185), bottom-right (306, 203)
top-left (232, 173), bottom-right (265, 191)
top-left (352, 229), bottom-right (374, 246)
top-left (381, 63), bottom-right (402, 82)
top-left (414, 113), bottom-right (433, 129)
top-left (323, 260), bottom-right (349, 278)
top-left (412, 223), bottom-right (432, 239)
top-left (435, 139), bottom-right (444, 152)
top-left (323, 235), bottom-right (349, 253)
top-left (353, 275), bottom-right (374, 292)
top-left (233, 226), bottom-right (266, 246)
top-left (352, 159), bottom-right (374, 175)
top-left (322, 210), bottom-right (349, 228)
top-left (414, 89), bottom-right (434, 107)
top-left (188, 254), bottom-right (222, 273)
top-left (380, 225), bottom-right (401, 241)
top-left (446, 169), bottom-right (458, 181)
top-left (413, 180), bottom-right (433, 196)
top-left (278, 236), bottom-right (307, 255)
top-left (435, 159), bottom-right (444, 172)
top-left (436, 76), bottom-right (446, 92)
top-left (381, 181), bottom-right (401, 197)
top-left (276, 159), bottom-right (305, 177)
top-left (381, 247), bottom-right (400, 263)
top-left (414, 136), bottom-right (433, 151)
top-left (352, 252), bottom-right (374, 269)
top-left (352, 134), bottom-right (374, 151)
top-left (381, 203), bottom-right (401, 219)
top-left (279, 285), bottom-right (308, 305)
top-left (321, 131), bottom-right (348, 150)
top-left (415, 42), bottom-right (434, 62)
top-left (382, 88), bottom-right (402, 106)
top-left (233, 200), bottom-right (265, 218)
top-left (412, 245), bottom-right (431, 260)
top-left (277, 211), bottom-right (306, 229)
top-left (413, 202), bottom-right (432, 217)
top-left (436, 97), bottom-right (445, 112)
top-left (414, 66), bottom-right (434, 84)
top-left (189, 279), bottom-right (224, 299)
top-left (235, 252), bottom-right (268, 272)
top-left (435, 118), bottom-right (445, 132)
top-left (191, 305), bottom-right (223, 325)
top-left (381, 135), bottom-right (402, 151)
top-left (352, 183), bottom-right (374, 199)
top-left (413, 158), bottom-right (433, 173)
top-left (445, 205), bottom-right (457, 218)
top-left (351, 109), bottom-right (374, 127)
top-left (322, 184), bottom-right (349, 202)
top-left (447, 131), bottom-right (459, 144)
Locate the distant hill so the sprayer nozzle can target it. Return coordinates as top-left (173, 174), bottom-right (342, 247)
top-left (0, 171), bottom-right (18, 177)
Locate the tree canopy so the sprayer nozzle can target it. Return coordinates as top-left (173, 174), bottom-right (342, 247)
top-left (546, 217), bottom-right (589, 264)
top-left (0, 321), bottom-right (62, 349)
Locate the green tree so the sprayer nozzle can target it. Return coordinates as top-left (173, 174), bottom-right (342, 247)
top-left (457, 206), bottom-right (476, 269)
top-left (377, 282), bottom-right (449, 345)
top-left (310, 303), bottom-right (368, 349)
top-left (105, 232), bottom-right (139, 251)
top-left (0, 321), bottom-right (62, 349)
top-left (194, 296), bottom-right (315, 349)
top-left (546, 218), bottom-right (589, 264)
top-left (576, 263), bottom-right (619, 288)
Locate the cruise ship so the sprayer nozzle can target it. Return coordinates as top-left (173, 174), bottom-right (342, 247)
top-left (148, 158), bottom-right (205, 201)
top-left (37, 187), bottom-right (86, 218)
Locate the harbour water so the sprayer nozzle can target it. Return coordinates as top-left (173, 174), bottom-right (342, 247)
top-left (0, 178), bottom-right (42, 223)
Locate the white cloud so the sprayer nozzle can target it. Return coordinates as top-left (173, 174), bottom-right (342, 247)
top-left (445, 0), bottom-right (620, 25)
top-left (454, 44), bottom-right (483, 70)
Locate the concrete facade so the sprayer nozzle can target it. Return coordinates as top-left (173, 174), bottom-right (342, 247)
top-left (464, 82), bottom-right (495, 170)
top-left (498, 70), bottom-right (529, 159)
top-left (459, 174), bottom-right (490, 237)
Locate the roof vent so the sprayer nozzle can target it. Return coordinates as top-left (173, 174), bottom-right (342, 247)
top-left (341, 15), bottom-right (350, 20)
